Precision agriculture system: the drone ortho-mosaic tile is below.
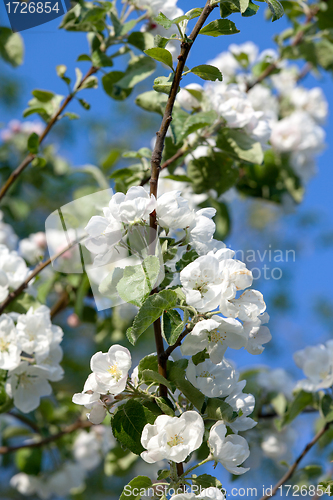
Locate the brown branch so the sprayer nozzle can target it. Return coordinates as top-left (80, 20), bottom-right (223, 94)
top-left (0, 66), bottom-right (98, 202)
top-left (0, 419), bottom-right (92, 455)
top-left (0, 236), bottom-right (83, 315)
top-left (7, 412), bottom-right (41, 434)
top-left (149, 0), bottom-right (217, 399)
top-left (50, 289), bottom-right (70, 319)
top-left (140, 146), bottom-right (187, 186)
top-left (260, 422), bottom-right (332, 500)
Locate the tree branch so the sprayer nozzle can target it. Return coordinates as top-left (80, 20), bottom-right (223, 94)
top-left (0, 237), bottom-right (83, 315)
top-left (0, 419), bottom-right (92, 455)
top-left (260, 422), bottom-right (332, 500)
top-left (0, 66), bottom-right (98, 202)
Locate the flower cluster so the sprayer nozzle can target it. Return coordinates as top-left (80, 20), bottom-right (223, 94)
top-left (177, 41), bottom-right (327, 184)
top-left (0, 306), bottom-right (64, 412)
top-left (294, 340), bottom-right (333, 392)
top-left (0, 245), bottom-right (30, 302)
top-left (0, 119), bottom-right (43, 143)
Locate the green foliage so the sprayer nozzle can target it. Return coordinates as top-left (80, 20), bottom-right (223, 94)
top-left (190, 64), bottom-right (223, 81)
top-left (320, 394), bottom-right (333, 423)
top-left (167, 359), bottom-right (205, 409)
top-left (116, 256), bottom-right (161, 307)
top-left (277, 390), bottom-right (316, 428)
top-left (144, 48), bottom-right (174, 70)
top-left (15, 448), bottom-right (42, 475)
top-left (126, 290), bottom-right (178, 345)
top-left (217, 129), bottom-right (264, 165)
top-left (119, 476), bottom-right (153, 500)
top-left (0, 27), bottom-right (24, 67)
top-left (263, 0), bottom-right (284, 20)
top-left (135, 91), bottom-right (168, 114)
top-left (187, 152), bottom-right (238, 196)
top-left (205, 397), bottom-right (235, 421)
top-left (199, 19), bottom-right (240, 37)
top-left (161, 309), bottom-right (188, 345)
top-left (111, 400), bottom-right (156, 455)
top-left (191, 474), bottom-right (223, 489)
top-left (27, 133), bottom-right (40, 154)
top-left (318, 481), bottom-right (333, 496)
top-left (141, 369), bottom-right (173, 391)
top-left (23, 92), bottom-right (64, 121)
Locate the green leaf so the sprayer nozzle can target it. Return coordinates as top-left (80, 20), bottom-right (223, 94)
top-left (128, 32), bottom-right (154, 51)
top-left (120, 476), bottom-right (152, 500)
top-left (242, 0), bottom-right (260, 17)
top-left (217, 129), bottom-right (264, 164)
top-left (153, 74), bottom-right (174, 94)
top-left (318, 481), bottom-right (333, 496)
top-left (117, 56), bottom-right (156, 89)
top-left (138, 354), bottom-right (158, 377)
top-left (180, 111), bottom-right (218, 142)
top-left (199, 19), bottom-right (240, 36)
top-left (263, 0), bottom-right (284, 21)
top-left (321, 394), bottom-right (333, 422)
top-left (271, 393), bottom-right (287, 417)
top-left (190, 64), bottom-right (222, 81)
top-left (154, 35), bottom-right (170, 49)
top-left (91, 50), bottom-right (114, 68)
top-left (27, 133), bottom-right (39, 154)
top-left (167, 359), bottom-right (205, 410)
top-left (0, 27), bottom-right (24, 67)
top-left (116, 256), bottom-right (161, 307)
top-left (155, 396), bottom-right (175, 416)
top-left (175, 249), bottom-right (199, 272)
top-left (161, 309), bottom-right (187, 345)
top-left (102, 71), bottom-right (132, 101)
top-left (111, 400), bottom-right (156, 455)
top-left (126, 290), bottom-right (178, 345)
top-left (191, 474), bottom-right (223, 489)
top-left (15, 448), bottom-right (42, 475)
top-left (4, 294), bottom-right (41, 314)
top-left (206, 398), bottom-right (235, 421)
top-left (63, 112), bottom-right (80, 120)
top-left (279, 390), bottom-right (315, 428)
top-left (154, 12), bottom-right (173, 29)
top-left (170, 109), bottom-right (190, 145)
top-left (135, 91), bottom-right (168, 114)
top-left (144, 48), bottom-right (173, 70)
top-left (187, 153), bottom-right (238, 196)
top-left (31, 89), bottom-right (55, 102)
top-left (141, 369), bottom-right (172, 390)
top-left (78, 98), bottom-right (91, 110)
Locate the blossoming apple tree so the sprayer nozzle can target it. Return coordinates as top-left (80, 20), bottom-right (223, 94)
top-left (0, 0), bottom-right (333, 498)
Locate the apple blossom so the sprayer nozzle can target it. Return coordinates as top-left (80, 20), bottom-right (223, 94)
top-left (243, 312), bottom-right (271, 355)
top-left (90, 344), bottom-right (131, 395)
top-left (0, 314), bottom-right (21, 370)
top-left (293, 340), bottom-right (333, 392)
top-left (220, 289), bottom-right (266, 322)
top-left (0, 245), bottom-right (30, 289)
top-left (186, 357), bottom-right (237, 398)
top-left (225, 380), bottom-right (257, 433)
top-left (257, 368), bottom-right (295, 399)
top-left (108, 186), bottom-right (156, 224)
top-left (141, 411), bottom-right (204, 463)
top-left (0, 211), bottom-right (18, 250)
top-left (18, 232), bottom-right (46, 263)
top-left (208, 421), bottom-right (250, 475)
top-left (156, 191), bottom-right (194, 229)
top-left (73, 426), bottom-right (115, 470)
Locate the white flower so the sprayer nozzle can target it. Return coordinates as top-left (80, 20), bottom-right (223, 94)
top-left (141, 410), bottom-right (204, 463)
top-left (0, 269), bottom-right (9, 302)
top-left (46, 462), bottom-right (85, 497)
top-left (188, 208), bottom-right (218, 256)
top-left (243, 312), bottom-right (271, 355)
top-left (247, 84), bottom-right (279, 122)
top-left (72, 373), bottom-right (110, 424)
top-left (289, 87), bottom-right (328, 125)
top-left (16, 306), bottom-right (55, 358)
top-left (84, 211), bottom-right (123, 267)
top-left (19, 232), bottom-right (46, 263)
top-left (271, 66), bottom-right (298, 95)
top-left (208, 421), bottom-right (250, 475)
top-left (35, 342), bottom-right (64, 382)
top-left (186, 358), bottom-right (237, 397)
top-left (0, 314), bottom-right (21, 370)
top-left (181, 316), bottom-right (247, 363)
top-left (90, 344), bottom-right (131, 395)
top-left (229, 42), bottom-right (259, 66)
top-left (257, 368), bottom-right (294, 399)
top-left (180, 254), bottom-right (223, 312)
top-left (207, 52), bottom-right (239, 82)
top-left (108, 186), bottom-right (156, 224)
top-left (220, 289), bottom-right (266, 322)
top-left (73, 426), bottom-right (115, 470)
top-left (5, 362), bottom-right (52, 413)
top-left (206, 84), bottom-right (257, 129)
top-left (10, 473), bottom-right (43, 497)
top-left (293, 340), bottom-right (333, 392)
top-left (156, 191), bottom-right (194, 229)
top-left (225, 380), bottom-right (257, 433)
top-left (261, 427), bottom-right (296, 462)
top-left (0, 245), bottom-right (30, 289)
top-left (219, 258), bottom-right (253, 299)
top-left (0, 211), bottom-right (18, 250)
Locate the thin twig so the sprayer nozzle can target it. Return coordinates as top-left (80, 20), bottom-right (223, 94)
top-left (7, 412), bottom-right (41, 434)
top-left (0, 236), bottom-right (83, 315)
top-left (0, 66), bottom-right (98, 202)
top-left (50, 289), bottom-right (70, 319)
top-left (260, 422), bottom-right (331, 500)
top-left (149, 0), bottom-right (217, 399)
top-left (0, 419), bottom-right (92, 455)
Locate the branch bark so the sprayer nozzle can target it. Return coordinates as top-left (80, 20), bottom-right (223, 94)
top-left (0, 419), bottom-right (92, 455)
top-left (260, 422), bottom-right (331, 500)
top-left (149, 0), bottom-right (217, 399)
top-left (0, 66), bottom-right (98, 202)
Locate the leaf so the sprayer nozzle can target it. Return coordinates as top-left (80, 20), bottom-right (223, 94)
top-left (216, 129), bottom-right (264, 164)
top-left (128, 32), bottom-right (155, 51)
top-left (191, 474), bottom-right (223, 489)
top-left (154, 35), bottom-right (170, 49)
top-left (153, 74), bottom-right (174, 94)
top-left (321, 394), bottom-right (333, 422)
top-left (126, 290), bottom-right (178, 345)
top-left (170, 110), bottom-right (190, 145)
top-left (190, 64), bottom-right (223, 81)
top-left (135, 91), bottom-right (168, 114)
top-left (205, 398), bottom-right (234, 421)
top-left (161, 309), bottom-right (187, 345)
top-left (263, 0), bottom-right (284, 21)
top-left (117, 56), bottom-right (156, 89)
top-left (141, 369), bottom-right (173, 390)
top-left (155, 397), bottom-right (175, 416)
top-left (167, 359), bottom-right (205, 410)
top-left (271, 393), bottom-right (287, 417)
top-left (154, 12), bottom-right (173, 29)
top-left (27, 133), bottom-right (39, 154)
top-left (318, 481), bottom-right (333, 496)
top-left (138, 354), bottom-right (158, 377)
top-left (102, 71), bottom-right (132, 101)
top-left (0, 28), bottom-right (24, 67)
top-left (187, 153), bottom-right (238, 196)
top-left (111, 400), bottom-right (156, 455)
top-left (4, 294), bottom-right (41, 314)
top-left (91, 50), bottom-right (114, 68)
top-left (180, 111), bottom-right (218, 141)
top-left (120, 476), bottom-right (153, 500)
top-left (199, 19), bottom-right (240, 37)
top-left (144, 48), bottom-right (173, 70)
top-left (15, 448), bottom-right (42, 475)
top-left (116, 256), bottom-right (161, 307)
top-left (278, 390), bottom-right (315, 428)
top-left (175, 249), bottom-right (199, 272)
top-left (31, 90), bottom-right (55, 102)
top-left (78, 98), bottom-right (91, 110)
top-left (242, 1), bottom-right (260, 17)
